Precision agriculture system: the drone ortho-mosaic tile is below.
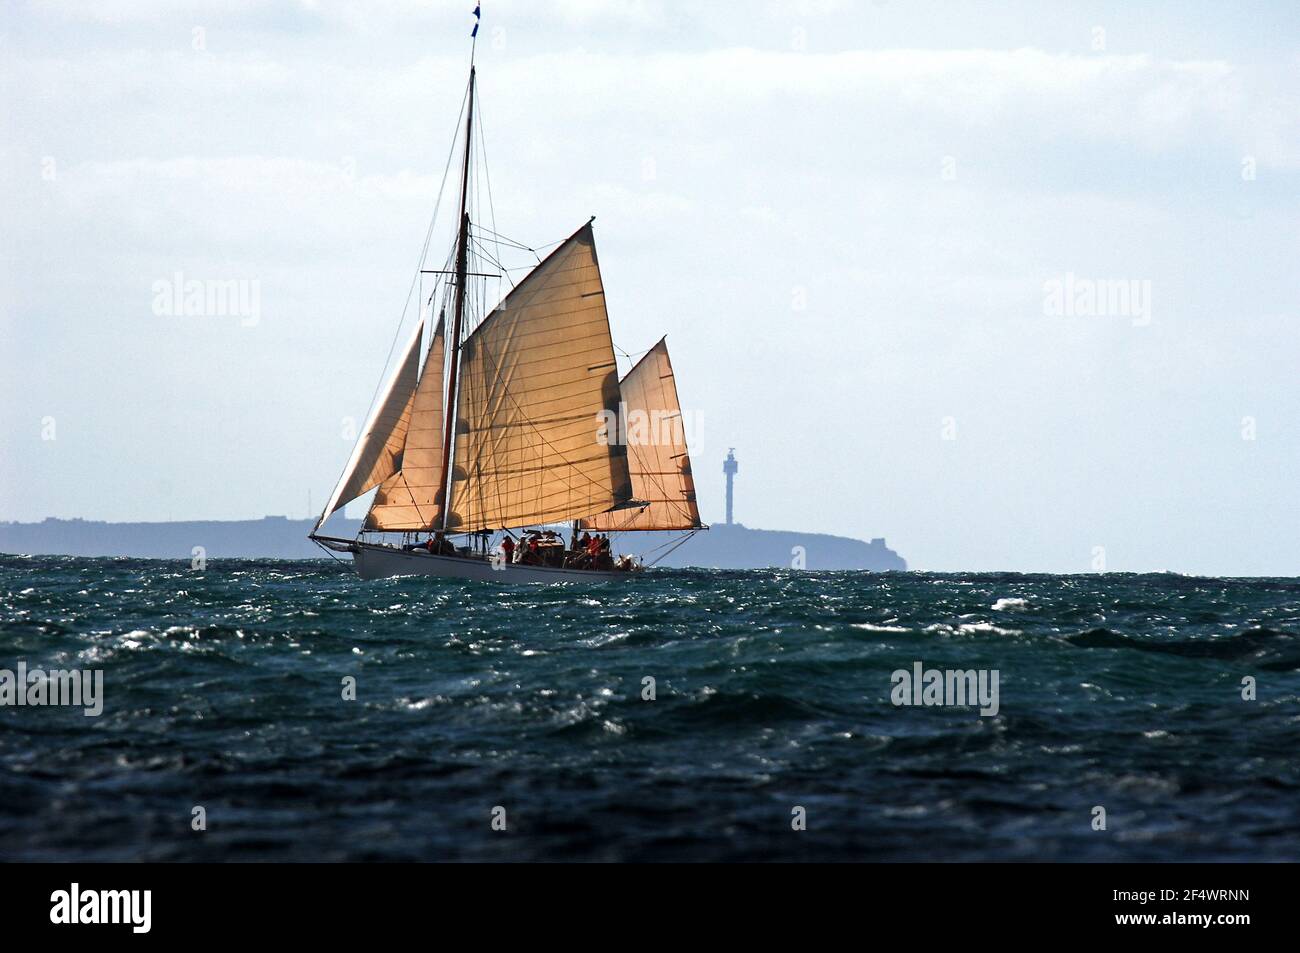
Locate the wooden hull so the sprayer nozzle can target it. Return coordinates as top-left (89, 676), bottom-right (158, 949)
top-left (337, 538), bottom-right (625, 583)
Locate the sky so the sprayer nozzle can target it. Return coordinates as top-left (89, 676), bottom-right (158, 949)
top-left (1, 0), bottom-right (1297, 574)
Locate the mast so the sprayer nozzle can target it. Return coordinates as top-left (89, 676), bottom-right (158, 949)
top-left (437, 65), bottom-right (475, 532)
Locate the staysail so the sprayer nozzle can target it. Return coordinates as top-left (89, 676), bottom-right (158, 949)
top-left (364, 315), bottom-right (447, 530)
top-left (314, 318), bottom-right (425, 531)
top-left (580, 337), bottom-right (701, 532)
top-left (444, 221), bottom-right (633, 532)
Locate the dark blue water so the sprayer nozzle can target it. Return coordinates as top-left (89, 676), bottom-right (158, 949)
top-left (2, 556), bottom-right (1298, 861)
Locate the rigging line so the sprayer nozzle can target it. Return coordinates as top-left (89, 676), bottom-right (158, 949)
top-left (475, 88), bottom-right (504, 284)
top-left (398, 471), bottom-right (430, 531)
top-left (472, 224), bottom-right (568, 262)
top-left (439, 63), bottom-right (477, 537)
top-left (467, 238), bottom-right (517, 293)
top-left (363, 79), bottom-right (467, 423)
top-left (646, 531), bottom-right (698, 568)
top-left (634, 533), bottom-right (681, 557)
top-left (613, 342), bottom-right (654, 359)
top-left (467, 233), bottom-right (507, 260)
top-left (473, 75), bottom-right (515, 534)
top-left (469, 224), bottom-right (512, 239)
top-left (612, 342), bottom-right (655, 371)
top-left (365, 228), bottom-right (459, 530)
top-left (463, 116), bottom-right (500, 525)
top-left (466, 236), bottom-right (504, 266)
top-left (311, 536), bottom-right (350, 567)
top-left (470, 234), bottom-right (532, 253)
top-left (425, 244), bottom-right (455, 307)
top-left (471, 222), bottom-right (535, 246)
top-left (321, 77), bottom-right (469, 526)
top-left (468, 229), bottom-right (538, 254)
top-left (638, 527), bottom-right (697, 558)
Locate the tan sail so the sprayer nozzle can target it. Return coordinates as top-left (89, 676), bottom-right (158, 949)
top-left (314, 318), bottom-right (424, 530)
top-left (581, 337), bottom-right (701, 532)
top-left (445, 221), bottom-right (632, 531)
top-left (365, 316), bottom-right (447, 530)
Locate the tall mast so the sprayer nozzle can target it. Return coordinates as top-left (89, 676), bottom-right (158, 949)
top-left (437, 65), bottom-right (475, 532)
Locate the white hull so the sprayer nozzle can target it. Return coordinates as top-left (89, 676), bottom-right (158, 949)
top-left (342, 539), bottom-right (625, 583)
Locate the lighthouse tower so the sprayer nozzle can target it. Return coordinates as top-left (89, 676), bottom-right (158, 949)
top-left (723, 449), bottom-right (738, 525)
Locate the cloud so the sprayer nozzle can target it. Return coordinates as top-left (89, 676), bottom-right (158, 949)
top-left (4, 4), bottom-right (1298, 573)
top-left (10, 41), bottom-right (1293, 174)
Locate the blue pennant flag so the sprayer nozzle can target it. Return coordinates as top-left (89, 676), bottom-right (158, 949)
top-left (471, 22), bottom-right (478, 37)
top-left (473, 4), bottom-right (481, 17)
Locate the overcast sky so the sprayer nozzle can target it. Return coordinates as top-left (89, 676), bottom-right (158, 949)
top-left (2, 0), bottom-right (1297, 574)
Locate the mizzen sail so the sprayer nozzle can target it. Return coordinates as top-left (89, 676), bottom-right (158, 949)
top-left (444, 222), bottom-right (632, 532)
top-left (364, 315), bottom-right (447, 530)
top-left (581, 337), bottom-right (701, 532)
top-left (314, 318), bottom-right (425, 531)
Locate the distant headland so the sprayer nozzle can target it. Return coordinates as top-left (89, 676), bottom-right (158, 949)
top-left (0, 516), bottom-right (907, 572)
top-left (0, 451), bottom-right (907, 571)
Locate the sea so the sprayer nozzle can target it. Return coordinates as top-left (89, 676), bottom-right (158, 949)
top-left (2, 556), bottom-right (1298, 862)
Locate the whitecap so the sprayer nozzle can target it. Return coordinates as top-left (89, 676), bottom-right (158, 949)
top-left (957, 621), bottom-right (1018, 636)
top-left (927, 621), bottom-right (1020, 637)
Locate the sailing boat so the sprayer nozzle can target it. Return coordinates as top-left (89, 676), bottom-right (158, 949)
top-left (309, 47), bottom-right (704, 583)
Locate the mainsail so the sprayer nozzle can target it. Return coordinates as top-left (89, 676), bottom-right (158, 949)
top-left (581, 337), bottom-right (701, 532)
top-left (364, 315), bottom-right (447, 530)
top-left (314, 318), bottom-right (425, 531)
top-left (444, 222), bottom-right (633, 532)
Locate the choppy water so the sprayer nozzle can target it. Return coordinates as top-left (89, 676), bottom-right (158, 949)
top-left (2, 556), bottom-right (1298, 861)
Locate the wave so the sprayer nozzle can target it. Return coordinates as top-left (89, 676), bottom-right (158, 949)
top-left (1063, 626), bottom-right (1300, 669)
